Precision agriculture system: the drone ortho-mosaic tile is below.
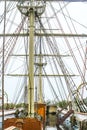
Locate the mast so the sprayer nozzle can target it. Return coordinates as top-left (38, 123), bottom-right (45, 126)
top-left (17, 0), bottom-right (35, 117)
top-left (37, 39), bottom-right (47, 103)
top-left (36, 37), bottom-right (43, 103)
top-left (38, 53), bottom-right (43, 103)
top-left (28, 5), bottom-right (35, 117)
top-left (17, 0), bottom-right (46, 117)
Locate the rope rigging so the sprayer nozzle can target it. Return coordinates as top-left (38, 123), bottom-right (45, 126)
top-left (0, 1), bottom-right (87, 112)
top-left (35, 11), bottom-right (68, 101)
top-left (35, 4), bottom-right (87, 111)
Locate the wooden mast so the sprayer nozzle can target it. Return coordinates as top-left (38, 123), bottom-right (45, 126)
top-left (28, 1), bottom-right (35, 117)
top-left (38, 52), bottom-right (44, 103)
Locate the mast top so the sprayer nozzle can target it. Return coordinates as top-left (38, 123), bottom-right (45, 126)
top-left (17, 0), bottom-right (46, 16)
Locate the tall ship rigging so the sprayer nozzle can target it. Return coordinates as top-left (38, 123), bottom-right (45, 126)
top-left (0, 0), bottom-right (87, 130)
